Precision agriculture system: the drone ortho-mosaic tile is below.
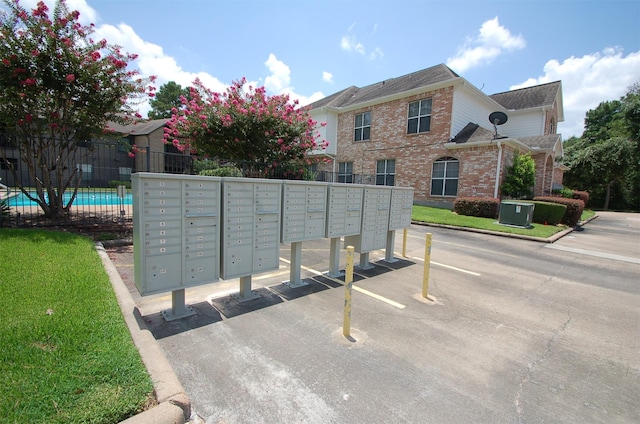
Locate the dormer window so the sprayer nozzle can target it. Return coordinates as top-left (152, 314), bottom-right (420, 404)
top-left (407, 99), bottom-right (432, 134)
top-left (354, 112), bottom-right (371, 141)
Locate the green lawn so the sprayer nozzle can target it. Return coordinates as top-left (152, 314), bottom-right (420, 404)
top-left (412, 205), bottom-right (595, 238)
top-left (0, 229), bottom-right (153, 423)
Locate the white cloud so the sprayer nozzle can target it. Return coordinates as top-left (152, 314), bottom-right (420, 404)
top-left (263, 54), bottom-right (324, 106)
top-left (511, 47), bottom-right (640, 138)
top-left (340, 35), bottom-right (365, 55)
top-left (94, 23), bottom-right (227, 116)
top-left (264, 53), bottom-right (292, 93)
top-left (369, 47), bottom-right (384, 61)
top-left (447, 17), bottom-right (525, 73)
top-left (322, 71), bottom-right (334, 83)
top-left (10, 1), bottom-right (324, 114)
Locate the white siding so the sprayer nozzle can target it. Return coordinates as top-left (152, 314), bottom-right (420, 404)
top-left (309, 110), bottom-right (338, 155)
top-left (451, 89), bottom-right (496, 136)
top-left (498, 110), bottom-right (545, 138)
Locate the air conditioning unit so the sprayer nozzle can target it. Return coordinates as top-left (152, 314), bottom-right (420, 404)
top-left (499, 201), bottom-right (535, 228)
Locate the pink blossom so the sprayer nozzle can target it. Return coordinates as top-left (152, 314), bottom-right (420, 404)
top-left (65, 74), bottom-right (75, 83)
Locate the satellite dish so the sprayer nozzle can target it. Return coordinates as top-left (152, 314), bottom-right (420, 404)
top-left (488, 111), bottom-right (508, 139)
top-left (489, 111), bottom-right (508, 125)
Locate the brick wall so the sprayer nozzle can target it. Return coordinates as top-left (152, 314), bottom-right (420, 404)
top-left (334, 86), bottom-right (510, 203)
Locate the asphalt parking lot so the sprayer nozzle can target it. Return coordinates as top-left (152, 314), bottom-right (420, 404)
top-left (107, 211), bottom-right (640, 423)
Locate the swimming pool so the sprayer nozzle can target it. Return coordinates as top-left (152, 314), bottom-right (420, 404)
top-left (6, 191), bottom-right (133, 207)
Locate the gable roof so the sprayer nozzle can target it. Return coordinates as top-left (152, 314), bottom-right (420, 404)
top-left (106, 118), bottom-right (168, 136)
top-left (518, 134), bottom-right (562, 151)
top-left (308, 64), bottom-right (460, 110)
top-left (489, 81), bottom-right (562, 111)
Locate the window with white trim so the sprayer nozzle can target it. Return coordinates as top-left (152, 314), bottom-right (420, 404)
top-left (338, 162), bottom-right (353, 183)
top-left (354, 112), bottom-right (371, 141)
top-left (376, 159), bottom-right (395, 186)
top-left (407, 99), bottom-right (432, 134)
top-left (430, 157), bottom-right (458, 196)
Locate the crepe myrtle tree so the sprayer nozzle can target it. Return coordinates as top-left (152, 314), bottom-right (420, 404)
top-left (164, 77), bottom-right (328, 177)
top-left (0, 0), bottom-right (155, 218)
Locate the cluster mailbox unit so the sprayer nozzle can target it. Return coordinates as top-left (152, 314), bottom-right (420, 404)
top-left (132, 173), bottom-right (221, 320)
top-left (132, 172), bottom-right (414, 320)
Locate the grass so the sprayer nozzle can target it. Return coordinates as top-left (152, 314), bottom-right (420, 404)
top-left (411, 205), bottom-right (595, 238)
top-left (0, 229), bottom-right (153, 423)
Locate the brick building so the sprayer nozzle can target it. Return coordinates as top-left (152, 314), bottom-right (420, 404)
top-left (308, 64), bottom-right (566, 208)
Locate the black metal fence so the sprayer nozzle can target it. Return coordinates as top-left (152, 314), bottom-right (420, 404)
top-left (1, 141), bottom-right (373, 230)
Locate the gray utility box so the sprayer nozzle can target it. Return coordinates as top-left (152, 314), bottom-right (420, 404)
top-left (133, 173), bottom-right (221, 296)
top-left (281, 181), bottom-right (328, 243)
top-left (344, 186), bottom-right (392, 253)
top-left (220, 177), bottom-right (281, 280)
top-left (499, 201), bottom-right (535, 227)
top-left (325, 184), bottom-right (364, 238)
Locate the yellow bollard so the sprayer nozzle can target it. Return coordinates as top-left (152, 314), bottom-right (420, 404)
top-left (402, 228), bottom-right (408, 258)
top-left (343, 245), bottom-right (354, 338)
top-left (422, 233), bottom-right (432, 298)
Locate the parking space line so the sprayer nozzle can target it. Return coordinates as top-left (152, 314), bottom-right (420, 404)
top-left (409, 256), bottom-right (481, 276)
top-left (403, 233), bottom-right (519, 259)
top-left (280, 257), bottom-right (406, 309)
top-left (545, 244), bottom-right (640, 265)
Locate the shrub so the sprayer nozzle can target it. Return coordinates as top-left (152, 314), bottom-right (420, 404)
top-left (453, 197), bottom-right (500, 218)
top-left (199, 166), bottom-right (242, 177)
top-left (108, 180), bottom-right (132, 189)
top-left (533, 196), bottom-right (585, 226)
top-left (525, 201), bottom-right (567, 225)
top-left (559, 188), bottom-right (574, 198)
top-left (572, 190), bottom-right (590, 206)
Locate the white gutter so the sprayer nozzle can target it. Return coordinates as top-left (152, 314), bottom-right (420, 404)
top-left (494, 141), bottom-right (502, 198)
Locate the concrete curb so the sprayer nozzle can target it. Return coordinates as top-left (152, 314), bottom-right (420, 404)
top-left (411, 213), bottom-right (598, 244)
top-left (95, 243), bottom-right (191, 424)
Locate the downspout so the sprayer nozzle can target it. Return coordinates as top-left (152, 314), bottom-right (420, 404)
top-left (493, 141), bottom-right (502, 198)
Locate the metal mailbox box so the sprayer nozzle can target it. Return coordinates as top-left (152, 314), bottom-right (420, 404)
top-left (281, 181), bottom-right (328, 243)
top-left (325, 183), bottom-right (364, 238)
top-left (133, 173), bottom-right (221, 296)
top-left (344, 186), bottom-right (392, 253)
top-left (220, 178), bottom-right (282, 279)
top-left (389, 187), bottom-right (414, 230)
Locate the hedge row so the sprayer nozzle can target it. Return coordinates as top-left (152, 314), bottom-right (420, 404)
top-left (453, 197), bottom-right (500, 218)
top-left (527, 201), bottom-right (567, 225)
top-left (533, 196), bottom-right (585, 226)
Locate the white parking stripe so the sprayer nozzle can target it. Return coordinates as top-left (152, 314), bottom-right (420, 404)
top-left (545, 244), bottom-right (640, 265)
top-left (409, 256), bottom-right (481, 276)
top-left (280, 257), bottom-right (406, 309)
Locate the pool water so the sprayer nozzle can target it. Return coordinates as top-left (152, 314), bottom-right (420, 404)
top-left (6, 191), bottom-right (133, 207)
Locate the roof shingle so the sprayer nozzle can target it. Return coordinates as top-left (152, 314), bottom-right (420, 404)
top-left (489, 81), bottom-right (561, 110)
top-left (308, 64), bottom-right (460, 110)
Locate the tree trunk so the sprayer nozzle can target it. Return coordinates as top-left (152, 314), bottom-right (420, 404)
top-left (604, 180), bottom-right (613, 210)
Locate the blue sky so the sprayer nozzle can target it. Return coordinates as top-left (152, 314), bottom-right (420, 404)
top-left (12, 0), bottom-right (640, 138)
